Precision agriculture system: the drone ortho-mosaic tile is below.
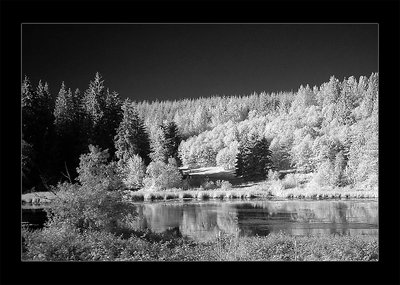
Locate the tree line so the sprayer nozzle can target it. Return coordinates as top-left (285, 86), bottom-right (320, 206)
top-left (22, 72), bottom-right (378, 192)
top-left (22, 73), bottom-right (182, 192)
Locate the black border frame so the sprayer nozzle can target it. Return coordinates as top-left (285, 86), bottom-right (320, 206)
top-left (1, 0), bottom-right (399, 285)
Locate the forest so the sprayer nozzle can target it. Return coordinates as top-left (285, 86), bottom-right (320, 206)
top-left (21, 72), bottom-right (379, 262)
top-left (22, 72), bottom-right (379, 194)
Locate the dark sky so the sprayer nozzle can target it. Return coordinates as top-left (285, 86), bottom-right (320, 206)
top-left (22, 24), bottom-right (378, 101)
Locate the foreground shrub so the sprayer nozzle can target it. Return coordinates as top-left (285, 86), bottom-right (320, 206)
top-left (120, 154), bottom-right (146, 190)
top-left (76, 145), bottom-right (123, 191)
top-left (143, 161), bottom-right (183, 190)
top-left (48, 180), bottom-right (136, 232)
top-left (282, 173), bottom-right (298, 189)
top-left (41, 146), bottom-right (138, 234)
top-left (22, 229), bottom-right (379, 262)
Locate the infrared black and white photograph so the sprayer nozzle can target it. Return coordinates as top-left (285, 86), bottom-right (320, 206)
top-left (21, 23), bottom-right (379, 262)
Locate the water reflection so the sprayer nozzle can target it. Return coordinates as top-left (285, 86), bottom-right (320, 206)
top-left (133, 200), bottom-right (378, 241)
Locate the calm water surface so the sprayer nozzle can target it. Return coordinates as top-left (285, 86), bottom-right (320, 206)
top-left (132, 200), bottom-right (378, 241)
top-left (22, 199), bottom-right (378, 241)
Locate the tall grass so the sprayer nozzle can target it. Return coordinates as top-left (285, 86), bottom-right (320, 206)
top-left (22, 228), bottom-right (379, 262)
top-left (124, 178), bottom-right (377, 202)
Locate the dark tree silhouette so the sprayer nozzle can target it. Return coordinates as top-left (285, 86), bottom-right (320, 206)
top-left (82, 73), bottom-right (122, 157)
top-left (21, 77), bottom-right (55, 190)
top-left (161, 121), bottom-right (182, 166)
top-left (235, 136), bottom-right (273, 181)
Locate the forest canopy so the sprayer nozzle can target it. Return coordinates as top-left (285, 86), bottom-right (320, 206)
top-left (21, 72), bottom-right (378, 192)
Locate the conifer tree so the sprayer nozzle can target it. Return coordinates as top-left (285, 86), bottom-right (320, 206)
top-left (21, 77), bottom-right (55, 187)
top-left (254, 137), bottom-right (274, 179)
top-left (22, 78), bottom-right (54, 151)
top-left (235, 136), bottom-right (273, 181)
top-left (114, 99), bottom-right (151, 167)
top-left (162, 121), bottom-right (182, 166)
top-left (82, 73), bottom-right (122, 156)
top-left (150, 127), bottom-right (167, 163)
top-left (53, 83), bottom-right (87, 180)
top-left (54, 82), bottom-right (73, 135)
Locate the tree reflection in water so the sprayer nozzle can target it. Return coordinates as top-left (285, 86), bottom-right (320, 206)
top-left (132, 200), bottom-right (378, 241)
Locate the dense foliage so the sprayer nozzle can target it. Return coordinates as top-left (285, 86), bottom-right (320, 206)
top-left (22, 73), bottom-right (123, 191)
top-left (143, 160), bottom-right (183, 190)
top-left (22, 72), bottom-right (378, 192)
top-left (150, 121), bottom-right (182, 165)
top-left (22, 229), bottom-right (378, 261)
top-left (235, 136), bottom-right (273, 181)
top-left (21, 72), bottom-right (379, 262)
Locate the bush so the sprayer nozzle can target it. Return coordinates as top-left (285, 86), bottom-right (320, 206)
top-left (201, 178), bottom-right (217, 190)
top-left (22, 227), bottom-right (378, 261)
top-left (267, 169), bottom-right (280, 181)
top-left (220, 180), bottom-right (232, 190)
top-left (143, 161), bottom-right (183, 190)
top-left (22, 225), bottom-right (131, 261)
top-left (47, 181), bottom-right (136, 232)
top-left (120, 155), bottom-right (146, 190)
top-left (282, 174), bottom-right (298, 189)
top-left (76, 145), bottom-right (123, 191)
top-left (42, 146), bottom-right (137, 233)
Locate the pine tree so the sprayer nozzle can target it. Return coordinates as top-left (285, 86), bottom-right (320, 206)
top-left (82, 73), bottom-right (122, 156)
top-left (100, 89), bottom-right (123, 156)
top-left (21, 77), bottom-right (55, 188)
top-left (83, 72), bottom-right (105, 130)
top-left (336, 78), bottom-right (356, 125)
top-left (53, 83), bottom-right (87, 180)
top-left (150, 126), bottom-right (167, 163)
top-left (235, 139), bottom-right (253, 180)
top-left (150, 121), bottom-right (182, 165)
top-left (114, 99), bottom-right (151, 167)
top-left (254, 137), bottom-right (273, 179)
top-left (235, 136), bottom-right (273, 181)
top-left (22, 78), bottom-right (54, 151)
top-left (22, 76), bottom-right (36, 145)
top-left (162, 121), bottom-right (182, 166)
top-left (54, 82), bottom-right (73, 135)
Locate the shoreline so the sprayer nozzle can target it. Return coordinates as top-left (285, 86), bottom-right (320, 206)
top-left (22, 185), bottom-right (378, 206)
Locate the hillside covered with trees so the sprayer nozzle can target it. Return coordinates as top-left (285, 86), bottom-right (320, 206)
top-left (22, 72), bottom-right (378, 193)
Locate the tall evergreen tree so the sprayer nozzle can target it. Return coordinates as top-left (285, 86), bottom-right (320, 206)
top-left (22, 78), bottom-right (54, 151)
top-left (53, 83), bottom-right (87, 180)
top-left (22, 77), bottom-right (55, 188)
top-left (82, 73), bottom-right (122, 156)
top-left (114, 99), bottom-right (151, 167)
top-left (54, 82), bottom-right (73, 135)
top-left (235, 136), bottom-right (273, 181)
top-left (161, 121), bottom-right (182, 166)
top-left (150, 126), bottom-right (167, 163)
top-left (254, 137), bottom-right (274, 179)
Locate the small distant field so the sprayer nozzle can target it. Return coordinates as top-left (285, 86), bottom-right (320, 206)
top-left (181, 166), bottom-right (244, 186)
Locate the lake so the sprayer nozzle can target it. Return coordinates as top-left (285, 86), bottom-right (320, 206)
top-left (22, 199), bottom-right (378, 241)
top-left (132, 199), bottom-right (378, 241)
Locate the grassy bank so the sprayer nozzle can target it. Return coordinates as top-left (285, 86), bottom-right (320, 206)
top-left (21, 168), bottom-right (378, 205)
top-left (22, 228), bottom-right (378, 261)
top-left (122, 183), bottom-right (377, 203)
top-left (22, 184), bottom-right (378, 206)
